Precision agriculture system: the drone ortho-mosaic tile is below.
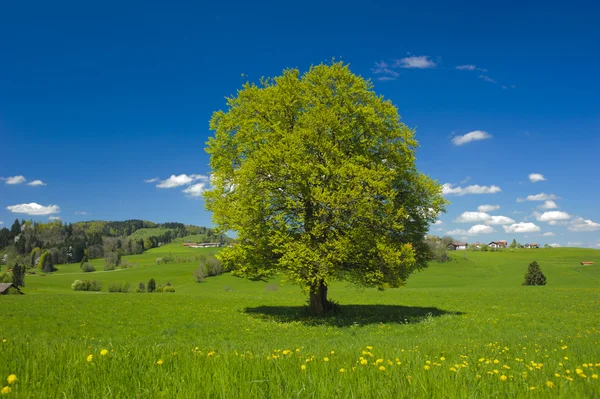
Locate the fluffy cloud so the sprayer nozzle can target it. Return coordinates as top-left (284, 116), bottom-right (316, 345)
top-left (6, 203), bottom-right (60, 215)
top-left (182, 183), bottom-right (207, 197)
top-left (434, 220), bottom-right (444, 225)
top-left (74, 211), bottom-right (88, 215)
top-left (3, 176), bottom-right (26, 184)
top-left (0, 221), bottom-right (3, 225)
top-left (524, 193), bottom-right (558, 201)
top-left (549, 243), bottom-right (561, 248)
top-left (447, 224), bottom-right (496, 236)
top-left (456, 65), bottom-right (487, 72)
top-left (371, 61), bottom-right (400, 81)
top-left (541, 232), bottom-right (555, 237)
top-left (156, 174), bottom-right (209, 189)
top-left (528, 173), bottom-right (546, 183)
top-left (478, 204), bottom-right (500, 212)
top-left (539, 200), bottom-right (558, 210)
top-left (486, 216), bottom-right (516, 225)
top-left (49, 216), bottom-right (61, 221)
top-left (451, 130), bottom-right (492, 146)
top-left (479, 75), bottom-right (497, 84)
top-left (536, 211), bottom-right (571, 222)
top-left (144, 177), bottom-right (159, 183)
top-left (395, 56), bottom-right (436, 69)
top-left (27, 180), bottom-right (46, 186)
top-left (455, 212), bottom-right (490, 223)
top-left (568, 218), bottom-right (600, 232)
top-left (567, 242), bottom-right (583, 247)
top-left (503, 222), bottom-right (541, 233)
top-left (442, 183), bottom-right (501, 196)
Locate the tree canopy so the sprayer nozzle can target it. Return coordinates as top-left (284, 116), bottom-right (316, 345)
top-left (205, 61), bottom-right (446, 314)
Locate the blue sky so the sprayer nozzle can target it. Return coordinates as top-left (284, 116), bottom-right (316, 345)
top-left (1, 0), bottom-right (599, 247)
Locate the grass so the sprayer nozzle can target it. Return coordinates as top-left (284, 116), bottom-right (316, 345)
top-left (1, 244), bottom-right (599, 397)
top-left (126, 228), bottom-right (175, 240)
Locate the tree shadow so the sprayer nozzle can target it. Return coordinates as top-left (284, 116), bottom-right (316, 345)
top-left (243, 304), bottom-right (464, 327)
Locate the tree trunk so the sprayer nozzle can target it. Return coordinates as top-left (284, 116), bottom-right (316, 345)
top-left (309, 279), bottom-right (328, 315)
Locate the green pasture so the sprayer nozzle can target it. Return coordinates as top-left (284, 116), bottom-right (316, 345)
top-left (1, 245), bottom-right (599, 397)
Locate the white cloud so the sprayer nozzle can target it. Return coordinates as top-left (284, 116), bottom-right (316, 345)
top-left (434, 220), bottom-right (444, 225)
top-left (456, 64), bottom-right (487, 72)
top-left (567, 242), bottom-right (583, 247)
top-left (503, 222), bottom-right (541, 233)
top-left (442, 183), bottom-right (501, 196)
top-left (541, 232), bottom-right (555, 237)
top-left (182, 183), bottom-right (206, 197)
top-left (549, 243), bottom-right (561, 248)
top-left (0, 221), bottom-right (3, 225)
top-left (486, 215), bottom-right (516, 225)
top-left (568, 218), bottom-right (600, 232)
top-left (156, 174), bottom-right (208, 189)
top-left (447, 224), bottom-right (496, 236)
top-left (27, 180), bottom-right (46, 186)
top-left (6, 203), bottom-right (60, 215)
top-left (536, 211), bottom-right (571, 222)
top-left (371, 61), bottom-right (400, 81)
top-left (49, 216), bottom-right (61, 221)
top-left (539, 200), bottom-right (558, 210)
top-left (478, 204), bottom-right (500, 212)
top-left (455, 212), bottom-right (491, 223)
top-left (74, 211), bottom-right (88, 215)
top-left (144, 177), bottom-right (159, 183)
top-left (528, 173), bottom-right (546, 183)
top-left (525, 193), bottom-right (558, 201)
top-left (452, 130), bottom-right (492, 146)
top-left (3, 176), bottom-right (26, 185)
top-left (395, 55), bottom-right (436, 69)
top-left (479, 75), bottom-right (497, 84)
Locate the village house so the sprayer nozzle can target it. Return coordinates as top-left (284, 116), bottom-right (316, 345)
top-left (523, 243), bottom-right (539, 249)
top-left (488, 240), bottom-right (507, 249)
top-left (448, 241), bottom-right (468, 251)
top-left (182, 242), bottom-right (223, 248)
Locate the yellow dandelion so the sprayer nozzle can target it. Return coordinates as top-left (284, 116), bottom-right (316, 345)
top-left (323, 357), bottom-right (329, 362)
top-left (576, 368), bottom-right (583, 374)
top-left (330, 351), bottom-right (335, 355)
top-left (554, 373), bottom-right (560, 377)
top-left (360, 359), bottom-right (368, 365)
top-left (493, 369), bottom-right (499, 374)
top-left (564, 357), bottom-right (568, 360)
top-left (1, 387), bottom-right (11, 395)
top-left (301, 365), bottom-right (306, 371)
top-left (86, 354), bottom-right (93, 362)
top-left (378, 366), bottom-right (386, 371)
top-left (366, 346), bottom-right (373, 350)
top-left (424, 365), bottom-right (431, 370)
top-left (6, 375), bottom-right (16, 385)
top-left (561, 346), bottom-right (567, 350)
top-left (450, 367), bottom-right (457, 372)
top-left (546, 381), bottom-right (554, 388)
top-left (500, 375), bottom-right (507, 381)
top-left (100, 349), bottom-right (108, 356)
top-left (566, 376), bottom-right (574, 381)
top-left (440, 357), bottom-right (445, 361)
top-left (339, 368), bottom-right (345, 373)
top-left (375, 359), bottom-right (384, 364)
top-left (493, 359), bottom-right (499, 364)
top-left (156, 359), bottom-right (164, 365)
top-left (530, 387), bottom-right (536, 391)
top-left (1, 340), bottom-right (5, 343)
top-left (592, 374), bottom-right (598, 379)
top-left (282, 350), bottom-right (291, 355)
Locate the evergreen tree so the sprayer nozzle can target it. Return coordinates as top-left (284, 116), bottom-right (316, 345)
top-left (12, 263), bottom-right (25, 287)
top-left (147, 278), bottom-right (156, 293)
top-left (523, 261), bottom-right (547, 286)
top-left (11, 219), bottom-right (21, 237)
top-left (509, 239), bottom-right (517, 249)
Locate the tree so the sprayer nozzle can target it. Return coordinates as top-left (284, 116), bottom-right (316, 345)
top-left (12, 263), bottom-right (25, 287)
top-left (523, 261), bottom-right (547, 286)
top-left (204, 62), bottom-right (446, 315)
top-left (38, 251), bottom-right (55, 272)
top-left (509, 239), bottom-right (517, 249)
top-left (147, 278), bottom-right (156, 293)
top-left (11, 219), bottom-right (21, 238)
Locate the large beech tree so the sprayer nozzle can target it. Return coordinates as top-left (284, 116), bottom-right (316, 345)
top-left (205, 62), bottom-right (446, 315)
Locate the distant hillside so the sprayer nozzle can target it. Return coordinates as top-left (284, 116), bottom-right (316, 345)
top-left (0, 219), bottom-right (231, 271)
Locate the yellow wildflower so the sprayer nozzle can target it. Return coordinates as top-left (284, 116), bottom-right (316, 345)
top-left (554, 373), bottom-right (560, 377)
top-left (450, 367), bottom-right (457, 372)
top-left (440, 357), bottom-right (446, 361)
top-left (375, 359), bottom-right (384, 364)
top-left (6, 375), bottom-right (16, 385)
top-left (591, 374), bottom-right (598, 379)
top-left (366, 346), bottom-right (373, 350)
top-left (282, 350), bottom-right (291, 355)
top-left (1, 387), bottom-right (11, 395)
top-left (360, 359), bottom-right (368, 365)
top-left (500, 375), bottom-right (507, 381)
top-left (424, 365), bottom-right (431, 370)
top-left (87, 354), bottom-right (93, 362)
top-left (493, 359), bottom-right (499, 364)
top-left (530, 387), bottom-right (536, 391)
top-left (301, 365), bottom-right (306, 371)
top-left (576, 369), bottom-right (583, 374)
top-left (378, 366), bottom-right (386, 371)
top-left (330, 351), bottom-right (335, 355)
top-left (339, 368), bottom-right (345, 373)
top-left (156, 359), bottom-right (164, 365)
top-left (546, 381), bottom-right (554, 388)
top-left (323, 357), bottom-right (329, 362)
top-left (100, 349), bottom-right (108, 356)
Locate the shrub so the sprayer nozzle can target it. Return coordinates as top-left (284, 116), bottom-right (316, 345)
top-left (163, 286), bottom-right (175, 293)
top-left (523, 261), bottom-right (547, 286)
top-left (108, 282), bottom-right (130, 293)
top-left (72, 279), bottom-right (102, 291)
top-left (80, 262), bottom-right (96, 273)
top-left (135, 281), bottom-right (146, 293)
top-left (194, 265), bottom-right (207, 282)
top-left (155, 286), bottom-right (164, 293)
top-left (104, 251), bottom-right (120, 270)
top-left (147, 278), bottom-right (156, 293)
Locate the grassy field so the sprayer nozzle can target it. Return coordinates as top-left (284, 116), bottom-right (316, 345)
top-left (127, 228), bottom-right (175, 240)
top-left (1, 244), bottom-right (599, 398)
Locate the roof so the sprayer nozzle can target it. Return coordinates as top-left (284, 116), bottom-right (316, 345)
top-left (0, 283), bottom-right (18, 294)
top-left (450, 242), bottom-right (468, 246)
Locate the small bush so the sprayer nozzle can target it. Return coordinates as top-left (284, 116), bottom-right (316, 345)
top-left (155, 286), bottom-right (164, 293)
top-left (108, 282), bottom-right (130, 293)
top-left (163, 286), bottom-right (175, 293)
top-left (135, 281), bottom-right (146, 293)
top-left (72, 279), bottom-right (102, 291)
top-left (194, 265), bottom-right (207, 282)
top-left (523, 261), bottom-right (547, 286)
top-left (80, 262), bottom-right (96, 273)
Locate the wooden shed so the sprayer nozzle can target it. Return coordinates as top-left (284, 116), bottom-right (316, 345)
top-left (0, 283), bottom-right (23, 295)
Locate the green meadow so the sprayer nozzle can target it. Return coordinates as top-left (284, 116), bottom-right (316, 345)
top-left (1, 243), bottom-right (599, 398)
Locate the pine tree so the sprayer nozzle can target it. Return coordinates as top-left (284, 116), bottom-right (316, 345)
top-left (147, 278), bottom-right (156, 293)
top-left (523, 261), bottom-right (547, 285)
top-left (12, 263), bottom-right (25, 287)
top-left (509, 239), bottom-right (517, 249)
